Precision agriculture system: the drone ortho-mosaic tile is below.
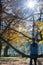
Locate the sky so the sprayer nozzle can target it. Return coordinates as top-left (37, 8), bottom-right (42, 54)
top-left (2, 0), bottom-right (43, 33)
top-left (2, 0), bottom-right (43, 19)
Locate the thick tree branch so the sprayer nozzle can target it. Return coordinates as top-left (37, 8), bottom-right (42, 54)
top-left (0, 36), bottom-right (43, 58)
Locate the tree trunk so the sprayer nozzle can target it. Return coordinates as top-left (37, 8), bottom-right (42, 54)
top-left (4, 45), bottom-right (9, 57)
top-left (0, 41), bottom-right (2, 57)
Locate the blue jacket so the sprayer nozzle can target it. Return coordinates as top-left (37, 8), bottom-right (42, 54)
top-left (30, 43), bottom-right (38, 55)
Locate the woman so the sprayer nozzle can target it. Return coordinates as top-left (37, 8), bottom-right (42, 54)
top-left (30, 38), bottom-right (38, 65)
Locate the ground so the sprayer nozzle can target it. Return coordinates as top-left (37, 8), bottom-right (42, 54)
top-left (0, 57), bottom-right (43, 65)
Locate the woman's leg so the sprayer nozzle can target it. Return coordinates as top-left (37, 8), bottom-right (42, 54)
top-left (34, 58), bottom-right (37, 65)
top-left (30, 58), bottom-right (32, 65)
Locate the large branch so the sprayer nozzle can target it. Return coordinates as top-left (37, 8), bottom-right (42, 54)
top-left (0, 36), bottom-right (43, 58)
top-left (0, 36), bottom-right (30, 58)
